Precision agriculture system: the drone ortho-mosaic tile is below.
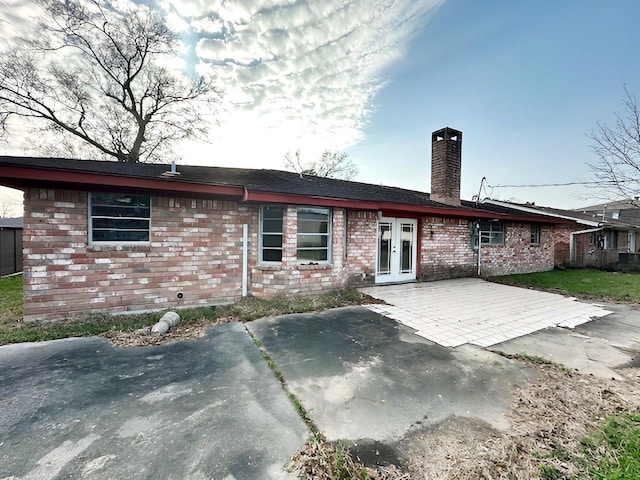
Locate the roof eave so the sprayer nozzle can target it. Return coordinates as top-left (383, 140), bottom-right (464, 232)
top-left (0, 164), bottom-right (246, 198)
top-left (242, 191), bottom-right (557, 221)
top-left (0, 164), bottom-right (564, 222)
top-left (483, 199), bottom-right (596, 226)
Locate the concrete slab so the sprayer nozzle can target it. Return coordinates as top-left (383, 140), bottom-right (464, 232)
top-left (575, 302), bottom-right (640, 352)
top-left (493, 327), bottom-right (632, 380)
top-left (0, 324), bottom-right (307, 480)
top-left (361, 279), bottom-right (613, 347)
top-left (247, 307), bottom-right (537, 443)
top-left (494, 302), bottom-right (640, 380)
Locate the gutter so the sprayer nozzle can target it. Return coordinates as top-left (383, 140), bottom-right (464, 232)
top-left (240, 189), bottom-right (555, 222)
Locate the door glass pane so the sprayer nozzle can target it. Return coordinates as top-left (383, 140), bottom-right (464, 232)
top-left (400, 223), bottom-right (413, 273)
top-left (377, 222), bottom-right (392, 275)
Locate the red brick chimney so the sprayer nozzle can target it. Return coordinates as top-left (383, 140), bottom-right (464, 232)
top-left (431, 127), bottom-right (462, 206)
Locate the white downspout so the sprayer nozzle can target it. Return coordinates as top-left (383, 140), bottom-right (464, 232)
top-left (569, 226), bottom-right (604, 264)
top-left (242, 224), bottom-right (248, 297)
top-left (476, 221), bottom-right (482, 276)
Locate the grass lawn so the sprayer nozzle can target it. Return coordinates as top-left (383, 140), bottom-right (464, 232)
top-left (581, 413), bottom-right (640, 479)
top-left (0, 274), bottom-right (23, 324)
top-left (493, 269), bottom-right (640, 303)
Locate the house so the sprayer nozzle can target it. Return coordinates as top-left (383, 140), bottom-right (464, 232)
top-left (0, 128), bottom-right (571, 321)
top-left (0, 217), bottom-right (23, 276)
top-left (484, 199), bottom-right (640, 269)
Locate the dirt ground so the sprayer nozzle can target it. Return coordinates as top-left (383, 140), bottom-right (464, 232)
top-left (101, 314), bottom-right (640, 480)
top-left (100, 316), bottom-right (237, 347)
top-left (398, 363), bottom-right (640, 480)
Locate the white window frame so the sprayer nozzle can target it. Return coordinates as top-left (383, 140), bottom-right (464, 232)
top-left (472, 220), bottom-right (504, 248)
top-left (296, 206), bottom-right (332, 263)
top-left (88, 193), bottom-right (151, 245)
top-left (259, 205), bottom-right (284, 263)
top-left (530, 224), bottom-right (541, 245)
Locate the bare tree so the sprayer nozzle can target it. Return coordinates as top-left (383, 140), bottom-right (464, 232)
top-left (588, 86), bottom-right (640, 204)
top-left (0, 0), bottom-right (218, 163)
top-left (0, 195), bottom-right (22, 218)
top-left (284, 150), bottom-right (359, 180)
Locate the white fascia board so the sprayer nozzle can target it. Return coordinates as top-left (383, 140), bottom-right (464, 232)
top-left (482, 199), bottom-right (599, 227)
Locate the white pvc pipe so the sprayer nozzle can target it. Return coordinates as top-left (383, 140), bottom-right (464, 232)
top-left (242, 224), bottom-right (248, 297)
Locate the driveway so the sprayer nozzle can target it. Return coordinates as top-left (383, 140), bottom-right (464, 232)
top-left (246, 307), bottom-right (537, 446)
top-left (0, 324), bottom-right (306, 480)
top-left (2, 280), bottom-right (638, 478)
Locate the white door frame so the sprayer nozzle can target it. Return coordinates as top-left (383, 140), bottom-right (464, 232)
top-left (375, 217), bottom-right (418, 284)
top-left (629, 231), bottom-right (637, 252)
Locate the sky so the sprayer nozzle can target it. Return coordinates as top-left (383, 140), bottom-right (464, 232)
top-left (1, 0), bottom-right (640, 216)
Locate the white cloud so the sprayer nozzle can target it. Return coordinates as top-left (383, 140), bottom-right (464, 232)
top-left (171, 0), bottom-right (445, 169)
top-left (0, 0), bottom-right (45, 42)
top-left (0, 0), bottom-right (445, 171)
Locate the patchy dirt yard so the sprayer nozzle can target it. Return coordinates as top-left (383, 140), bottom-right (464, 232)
top-left (286, 359), bottom-right (640, 480)
top-left (396, 362), bottom-right (640, 479)
top-left (100, 315), bottom-right (238, 347)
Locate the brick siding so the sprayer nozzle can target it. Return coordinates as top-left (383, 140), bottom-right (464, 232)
top-left (21, 188), bottom-right (556, 321)
top-left (345, 211), bottom-right (377, 284)
top-left (553, 225), bottom-right (572, 266)
top-left (23, 188), bottom-right (252, 321)
top-left (250, 207), bottom-right (349, 296)
top-left (419, 218), bottom-right (553, 280)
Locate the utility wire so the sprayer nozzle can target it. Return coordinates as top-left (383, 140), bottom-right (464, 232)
top-left (487, 179), bottom-right (635, 188)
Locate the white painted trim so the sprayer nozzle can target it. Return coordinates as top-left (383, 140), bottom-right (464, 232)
top-left (482, 199), bottom-right (599, 227)
top-left (569, 227), bottom-right (605, 263)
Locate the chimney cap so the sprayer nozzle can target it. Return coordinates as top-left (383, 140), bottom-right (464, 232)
top-left (432, 127), bottom-right (462, 142)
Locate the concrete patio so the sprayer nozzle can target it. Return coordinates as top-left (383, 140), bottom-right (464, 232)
top-left (360, 278), bottom-right (614, 347)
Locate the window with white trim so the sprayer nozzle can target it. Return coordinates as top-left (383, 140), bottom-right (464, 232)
top-left (89, 193), bottom-right (151, 244)
top-left (260, 205), bottom-right (284, 262)
top-left (530, 224), bottom-right (541, 245)
top-left (297, 207), bottom-right (331, 262)
top-left (471, 220), bottom-right (504, 248)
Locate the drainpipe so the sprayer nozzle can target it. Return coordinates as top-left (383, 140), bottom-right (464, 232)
top-left (242, 224), bottom-right (248, 297)
top-left (569, 227), bottom-right (604, 264)
top-left (476, 221), bottom-right (482, 276)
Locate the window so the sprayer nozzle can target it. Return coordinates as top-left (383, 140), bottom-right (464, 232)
top-left (471, 220), bottom-right (504, 248)
top-left (89, 193), bottom-right (151, 244)
top-left (610, 231), bottom-right (618, 249)
top-left (260, 206), bottom-right (284, 262)
top-left (297, 207), bottom-right (331, 262)
top-left (530, 224), bottom-right (541, 245)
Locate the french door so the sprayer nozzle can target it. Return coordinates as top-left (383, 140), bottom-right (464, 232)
top-left (375, 217), bottom-right (417, 283)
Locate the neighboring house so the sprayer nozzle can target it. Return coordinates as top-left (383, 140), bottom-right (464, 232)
top-left (484, 200), bottom-right (640, 269)
top-left (0, 217), bottom-right (23, 276)
top-left (0, 128), bottom-right (571, 321)
top-left (570, 201), bottom-right (640, 268)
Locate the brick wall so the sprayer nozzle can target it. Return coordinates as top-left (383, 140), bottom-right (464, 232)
top-left (250, 207), bottom-right (349, 296)
top-left (553, 225), bottom-right (572, 266)
top-left (478, 223), bottom-right (554, 276)
top-left (23, 188), bottom-right (253, 321)
top-left (419, 217), bottom-right (476, 279)
top-left (419, 218), bottom-right (554, 279)
top-left (21, 188), bottom-right (557, 321)
top-left (345, 211), bottom-right (377, 284)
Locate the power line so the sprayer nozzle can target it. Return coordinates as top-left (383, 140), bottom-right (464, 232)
top-left (488, 180), bottom-right (632, 188)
